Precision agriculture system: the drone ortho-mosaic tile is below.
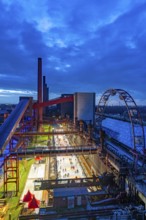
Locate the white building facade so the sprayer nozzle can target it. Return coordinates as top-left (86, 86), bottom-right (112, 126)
top-left (74, 92), bottom-right (95, 125)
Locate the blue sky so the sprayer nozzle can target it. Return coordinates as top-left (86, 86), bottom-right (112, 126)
top-left (0, 0), bottom-right (146, 105)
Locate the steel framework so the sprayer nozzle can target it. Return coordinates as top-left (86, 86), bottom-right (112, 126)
top-left (4, 155), bottom-right (19, 196)
top-left (96, 89), bottom-right (145, 156)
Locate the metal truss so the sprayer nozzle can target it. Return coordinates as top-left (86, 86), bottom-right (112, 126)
top-left (96, 88), bottom-right (145, 156)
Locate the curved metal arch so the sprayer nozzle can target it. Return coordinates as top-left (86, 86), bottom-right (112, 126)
top-left (96, 88), bottom-right (145, 154)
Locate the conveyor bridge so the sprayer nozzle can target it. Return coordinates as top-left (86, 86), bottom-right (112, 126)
top-left (0, 98), bottom-right (31, 154)
top-left (14, 130), bottom-right (78, 136)
top-left (34, 177), bottom-right (101, 190)
top-left (9, 145), bottom-right (98, 157)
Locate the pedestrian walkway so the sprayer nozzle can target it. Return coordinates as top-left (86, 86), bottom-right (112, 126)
top-left (20, 163), bottom-right (45, 203)
top-left (28, 163), bottom-right (45, 179)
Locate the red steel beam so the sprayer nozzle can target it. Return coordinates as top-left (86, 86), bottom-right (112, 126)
top-left (33, 95), bottom-right (74, 109)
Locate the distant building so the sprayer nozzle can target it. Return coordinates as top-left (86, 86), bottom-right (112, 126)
top-left (0, 104), bottom-right (15, 125)
top-left (0, 110), bottom-right (9, 125)
top-left (58, 94), bottom-right (73, 119)
top-left (74, 92), bottom-right (95, 125)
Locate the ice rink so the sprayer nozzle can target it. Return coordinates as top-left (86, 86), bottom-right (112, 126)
top-left (57, 155), bottom-right (86, 179)
top-left (55, 134), bottom-right (86, 179)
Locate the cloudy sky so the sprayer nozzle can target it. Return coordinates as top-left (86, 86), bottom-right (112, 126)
top-left (0, 0), bottom-right (146, 105)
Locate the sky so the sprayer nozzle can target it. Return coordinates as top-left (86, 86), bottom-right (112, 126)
top-left (0, 0), bottom-right (146, 105)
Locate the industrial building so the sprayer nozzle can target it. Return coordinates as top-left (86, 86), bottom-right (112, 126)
top-left (74, 92), bottom-right (95, 125)
top-left (0, 59), bottom-right (146, 219)
top-left (57, 94), bottom-right (74, 119)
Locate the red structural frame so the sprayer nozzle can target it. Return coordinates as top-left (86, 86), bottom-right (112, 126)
top-left (33, 95), bottom-right (74, 109)
top-left (4, 155), bottom-right (19, 196)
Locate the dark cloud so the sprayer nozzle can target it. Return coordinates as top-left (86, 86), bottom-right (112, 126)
top-left (0, 0), bottom-right (146, 104)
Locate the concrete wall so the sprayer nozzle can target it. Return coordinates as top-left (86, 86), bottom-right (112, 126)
top-left (87, 154), bottom-right (107, 175)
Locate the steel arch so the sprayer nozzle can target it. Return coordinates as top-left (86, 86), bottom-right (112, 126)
top-left (96, 88), bottom-right (145, 154)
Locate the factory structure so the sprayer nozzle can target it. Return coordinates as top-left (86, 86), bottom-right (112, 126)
top-left (0, 58), bottom-right (146, 219)
top-left (74, 92), bottom-right (95, 124)
top-left (36, 58), bottom-right (95, 123)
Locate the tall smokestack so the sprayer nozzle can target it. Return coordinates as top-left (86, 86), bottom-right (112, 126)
top-left (38, 57), bottom-right (42, 103)
top-left (37, 57), bottom-right (43, 124)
